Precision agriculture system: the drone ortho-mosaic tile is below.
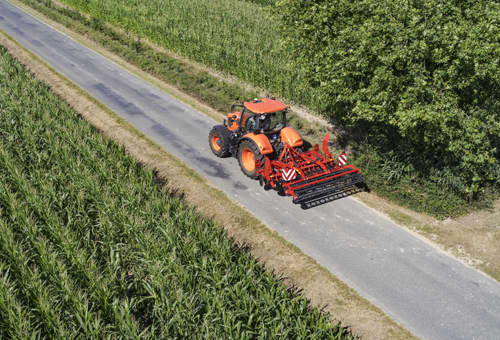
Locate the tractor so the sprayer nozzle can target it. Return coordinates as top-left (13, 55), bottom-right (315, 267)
top-left (209, 98), bottom-right (363, 207)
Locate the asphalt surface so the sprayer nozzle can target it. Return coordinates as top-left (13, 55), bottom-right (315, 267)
top-left (2, 1), bottom-right (500, 338)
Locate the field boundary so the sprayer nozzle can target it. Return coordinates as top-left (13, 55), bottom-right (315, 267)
top-left (0, 26), bottom-right (415, 339)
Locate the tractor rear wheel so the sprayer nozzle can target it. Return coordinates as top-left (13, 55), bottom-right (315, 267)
top-left (209, 125), bottom-right (230, 157)
top-left (238, 140), bottom-right (264, 179)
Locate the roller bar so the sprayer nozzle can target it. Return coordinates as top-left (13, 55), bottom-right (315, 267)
top-left (292, 172), bottom-right (364, 204)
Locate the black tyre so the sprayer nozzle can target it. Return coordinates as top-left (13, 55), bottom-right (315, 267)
top-left (209, 125), bottom-right (230, 157)
top-left (238, 139), bottom-right (264, 179)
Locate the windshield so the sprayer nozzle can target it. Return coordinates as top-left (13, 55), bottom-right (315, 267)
top-left (258, 110), bottom-right (286, 132)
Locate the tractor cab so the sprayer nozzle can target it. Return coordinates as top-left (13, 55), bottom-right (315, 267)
top-left (228, 98), bottom-right (288, 134)
top-left (251, 109), bottom-right (287, 134)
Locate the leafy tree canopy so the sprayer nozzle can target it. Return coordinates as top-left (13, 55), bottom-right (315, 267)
top-left (277, 0), bottom-right (500, 197)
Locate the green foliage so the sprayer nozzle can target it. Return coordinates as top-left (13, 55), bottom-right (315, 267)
top-left (353, 146), bottom-right (471, 218)
top-left (0, 46), bottom-right (351, 338)
top-left (277, 0), bottom-right (500, 198)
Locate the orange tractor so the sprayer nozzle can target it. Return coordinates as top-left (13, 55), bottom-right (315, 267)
top-left (209, 98), bottom-right (363, 207)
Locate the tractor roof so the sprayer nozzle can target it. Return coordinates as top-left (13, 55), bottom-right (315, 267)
top-left (243, 98), bottom-right (287, 114)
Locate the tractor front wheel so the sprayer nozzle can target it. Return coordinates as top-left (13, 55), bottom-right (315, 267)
top-left (238, 140), bottom-right (264, 179)
top-left (209, 126), bottom-right (230, 157)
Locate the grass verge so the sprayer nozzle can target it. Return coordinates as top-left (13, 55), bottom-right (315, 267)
top-left (0, 28), bottom-right (415, 339)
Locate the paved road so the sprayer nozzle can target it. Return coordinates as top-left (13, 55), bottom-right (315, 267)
top-left (2, 1), bottom-right (500, 338)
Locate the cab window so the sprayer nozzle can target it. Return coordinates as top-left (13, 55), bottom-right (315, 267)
top-left (259, 110), bottom-right (286, 132)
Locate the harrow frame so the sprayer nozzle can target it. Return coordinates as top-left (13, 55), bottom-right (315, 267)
top-left (256, 134), bottom-right (363, 207)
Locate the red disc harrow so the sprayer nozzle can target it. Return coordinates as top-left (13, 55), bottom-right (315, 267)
top-left (256, 134), bottom-right (363, 207)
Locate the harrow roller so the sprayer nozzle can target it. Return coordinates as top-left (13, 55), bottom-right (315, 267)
top-left (291, 168), bottom-right (364, 205)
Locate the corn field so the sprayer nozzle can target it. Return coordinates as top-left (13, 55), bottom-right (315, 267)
top-left (57, 0), bottom-right (315, 107)
top-left (0, 46), bottom-right (350, 338)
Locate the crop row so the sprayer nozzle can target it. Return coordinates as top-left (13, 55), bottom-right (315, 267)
top-left (0, 46), bottom-right (350, 338)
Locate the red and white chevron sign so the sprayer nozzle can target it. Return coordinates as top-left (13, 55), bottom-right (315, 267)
top-left (338, 152), bottom-right (347, 167)
top-left (281, 168), bottom-right (297, 181)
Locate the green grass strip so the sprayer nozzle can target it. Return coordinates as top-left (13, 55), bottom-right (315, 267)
top-left (18, 0), bottom-right (259, 113)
